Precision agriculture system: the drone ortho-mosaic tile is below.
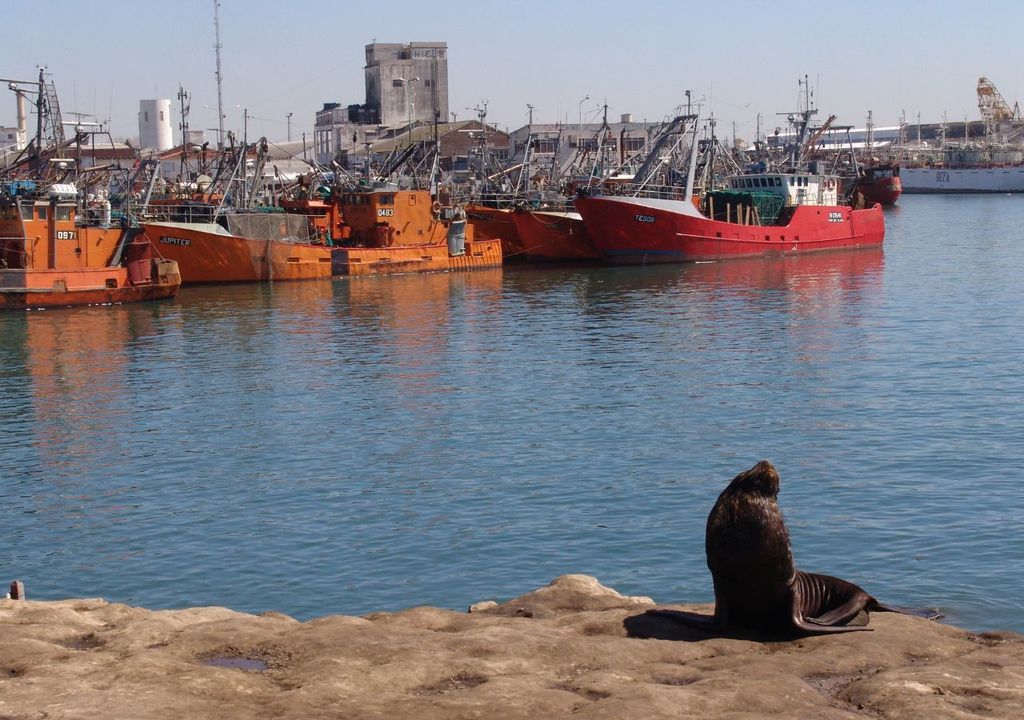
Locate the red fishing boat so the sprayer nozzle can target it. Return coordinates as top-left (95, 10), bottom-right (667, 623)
top-left (511, 205), bottom-right (600, 262)
top-left (1, 184), bottom-right (180, 309)
top-left (849, 163), bottom-right (902, 206)
top-left (575, 171), bottom-right (884, 264)
top-left (465, 204), bottom-right (525, 262)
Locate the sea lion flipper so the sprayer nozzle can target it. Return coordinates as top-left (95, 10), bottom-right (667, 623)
top-left (792, 610), bottom-right (872, 634)
top-left (805, 593), bottom-right (872, 626)
top-left (869, 602), bottom-right (945, 621)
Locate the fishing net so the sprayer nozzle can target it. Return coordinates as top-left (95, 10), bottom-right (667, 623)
top-left (225, 212), bottom-right (314, 244)
top-left (705, 190), bottom-right (785, 225)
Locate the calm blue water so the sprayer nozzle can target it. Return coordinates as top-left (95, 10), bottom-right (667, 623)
top-left (2, 194), bottom-right (1022, 633)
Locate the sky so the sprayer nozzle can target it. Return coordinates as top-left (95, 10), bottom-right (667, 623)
top-left (2, 0), bottom-right (1023, 146)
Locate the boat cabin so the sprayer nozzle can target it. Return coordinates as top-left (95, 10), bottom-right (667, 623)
top-left (278, 197), bottom-right (348, 245)
top-left (725, 173), bottom-right (839, 207)
top-left (0, 184), bottom-right (123, 271)
top-left (334, 187), bottom-right (450, 248)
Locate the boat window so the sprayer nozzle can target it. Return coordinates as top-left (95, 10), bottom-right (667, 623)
top-left (56, 206), bottom-right (72, 221)
top-left (759, 178), bottom-right (767, 187)
top-left (775, 178), bottom-right (782, 186)
top-left (37, 206), bottom-right (47, 220)
top-left (789, 177), bottom-right (795, 186)
top-left (379, 194), bottom-right (394, 206)
top-left (19, 204), bottom-right (33, 220)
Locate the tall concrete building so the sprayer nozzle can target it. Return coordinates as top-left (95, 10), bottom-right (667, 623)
top-left (364, 42), bottom-right (448, 129)
top-left (313, 41), bottom-right (450, 166)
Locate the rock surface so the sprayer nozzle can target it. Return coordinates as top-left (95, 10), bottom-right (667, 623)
top-left (2, 574), bottom-right (1022, 719)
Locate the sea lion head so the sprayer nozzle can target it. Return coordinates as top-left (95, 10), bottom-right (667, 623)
top-left (727, 460), bottom-right (780, 499)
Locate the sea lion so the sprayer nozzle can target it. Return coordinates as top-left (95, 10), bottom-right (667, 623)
top-left (653, 460), bottom-right (932, 636)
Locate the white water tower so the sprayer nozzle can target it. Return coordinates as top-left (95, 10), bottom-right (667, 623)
top-left (138, 99), bottom-right (173, 151)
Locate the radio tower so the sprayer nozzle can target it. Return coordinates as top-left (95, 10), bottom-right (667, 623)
top-left (213, 0), bottom-right (225, 150)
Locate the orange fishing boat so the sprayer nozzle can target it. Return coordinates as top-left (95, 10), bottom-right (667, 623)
top-left (331, 187), bottom-right (502, 276)
top-left (139, 204), bottom-right (333, 284)
top-left (1, 184), bottom-right (180, 309)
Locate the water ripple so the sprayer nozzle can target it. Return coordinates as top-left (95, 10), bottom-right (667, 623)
top-left (2, 198), bottom-right (1022, 630)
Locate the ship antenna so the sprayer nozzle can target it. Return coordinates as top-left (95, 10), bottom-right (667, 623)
top-left (213, 0), bottom-right (225, 151)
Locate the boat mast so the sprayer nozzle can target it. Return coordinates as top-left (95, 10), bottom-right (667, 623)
top-left (34, 68), bottom-right (45, 173)
top-left (178, 84), bottom-right (190, 178)
top-left (213, 0), bottom-right (225, 151)
top-left (474, 101), bottom-right (489, 182)
top-left (516, 103), bottom-right (534, 197)
top-left (683, 112), bottom-right (700, 200)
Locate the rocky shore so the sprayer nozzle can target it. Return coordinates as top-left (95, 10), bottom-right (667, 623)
top-left (2, 574), bottom-right (1022, 719)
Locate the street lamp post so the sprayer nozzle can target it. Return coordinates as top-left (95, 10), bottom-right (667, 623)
top-left (578, 94), bottom-right (590, 141)
top-left (286, 112), bottom-right (293, 142)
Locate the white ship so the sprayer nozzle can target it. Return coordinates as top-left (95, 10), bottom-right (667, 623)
top-left (900, 145), bottom-right (1024, 193)
top-left (897, 76), bottom-right (1024, 193)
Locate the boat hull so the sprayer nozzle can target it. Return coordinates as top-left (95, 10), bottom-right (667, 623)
top-left (0, 262), bottom-right (180, 310)
top-left (466, 205), bottom-right (525, 262)
top-left (332, 238), bottom-right (502, 276)
top-left (511, 209), bottom-right (601, 262)
top-left (900, 165), bottom-right (1024, 193)
top-left (140, 221), bottom-right (333, 284)
top-left (574, 195), bottom-right (884, 264)
top-left (855, 175), bottom-right (902, 205)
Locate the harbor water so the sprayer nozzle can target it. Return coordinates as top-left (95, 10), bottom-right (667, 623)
top-left (2, 195), bottom-right (1022, 633)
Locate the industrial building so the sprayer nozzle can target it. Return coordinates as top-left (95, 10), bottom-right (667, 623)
top-left (313, 41), bottom-right (449, 167)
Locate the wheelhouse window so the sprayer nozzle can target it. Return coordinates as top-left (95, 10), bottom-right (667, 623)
top-left (55, 206), bottom-right (72, 221)
top-left (37, 206), bottom-right (47, 220)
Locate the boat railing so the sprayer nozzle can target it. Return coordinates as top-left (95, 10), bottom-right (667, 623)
top-left (141, 202), bottom-right (219, 224)
top-left (580, 183), bottom-right (692, 201)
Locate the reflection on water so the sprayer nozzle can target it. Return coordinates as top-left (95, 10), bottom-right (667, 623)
top-left (1, 209), bottom-right (1022, 633)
